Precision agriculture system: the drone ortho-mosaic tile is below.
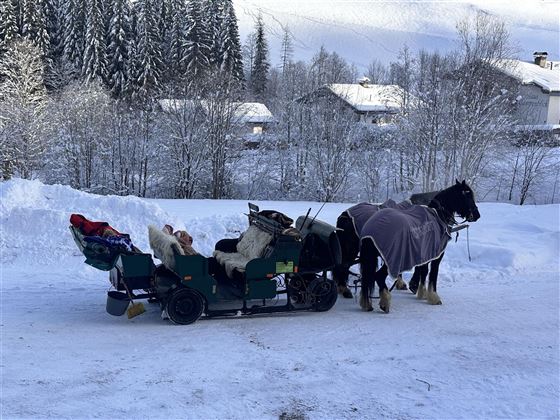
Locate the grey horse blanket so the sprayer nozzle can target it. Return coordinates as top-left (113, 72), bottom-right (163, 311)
top-left (360, 204), bottom-right (451, 278)
top-left (347, 199), bottom-right (412, 236)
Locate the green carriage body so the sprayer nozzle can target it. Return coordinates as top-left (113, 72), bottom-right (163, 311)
top-left (71, 203), bottom-right (341, 324)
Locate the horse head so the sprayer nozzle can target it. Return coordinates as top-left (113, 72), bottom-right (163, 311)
top-left (431, 180), bottom-right (480, 224)
top-left (452, 179), bottom-right (480, 222)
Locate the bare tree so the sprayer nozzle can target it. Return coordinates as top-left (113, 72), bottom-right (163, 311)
top-left (0, 39), bottom-right (48, 179)
top-left (516, 132), bottom-right (557, 205)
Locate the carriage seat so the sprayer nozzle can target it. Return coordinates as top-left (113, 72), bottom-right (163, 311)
top-left (148, 225), bottom-right (185, 271)
top-left (213, 225), bottom-right (273, 278)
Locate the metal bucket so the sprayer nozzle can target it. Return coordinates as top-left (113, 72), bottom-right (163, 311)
top-left (106, 291), bottom-right (130, 316)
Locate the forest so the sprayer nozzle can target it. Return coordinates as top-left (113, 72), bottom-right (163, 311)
top-left (0, 0), bottom-right (558, 204)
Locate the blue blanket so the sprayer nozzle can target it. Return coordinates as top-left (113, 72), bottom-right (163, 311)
top-left (360, 204), bottom-right (451, 278)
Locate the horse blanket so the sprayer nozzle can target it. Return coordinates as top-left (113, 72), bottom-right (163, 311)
top-left (360, 204), bottom-right (451, 278)
top-left (347, 199), bottom-right (412, 236)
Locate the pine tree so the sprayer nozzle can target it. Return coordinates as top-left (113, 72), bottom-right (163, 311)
top-left (250, 15), bottom-right (269, 96)
top-left (106, 0), bottom-right (130, 96)
top-left (135, 0), bottom-right (163, 96)
top-left (219, 0), bottom-right (244, 83)
top-left (0, 0), bottom-right (20, 53)
top-left (21, 0), bottom-right (50, 58)
top-left (63, 0), bottom-right (86, 70)
top-left (167, 0), bottom-right (187, 81)
top-left (183, 0), bottom-right (211, 81)
top-left (43, 0), bottom-right (62, 59)
top-left (125, 2), bottom-right (140, 95)
top-left (82, 0), bottom-right (107, 84)
top-left (204, 0), bottom-right (223, 68)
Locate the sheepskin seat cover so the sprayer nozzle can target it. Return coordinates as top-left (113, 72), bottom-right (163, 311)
top-left (213, 225), bottom-right (273, 278)
top-left (148, 225), bottom-right (185, 271)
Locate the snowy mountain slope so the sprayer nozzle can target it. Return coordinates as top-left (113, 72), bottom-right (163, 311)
top-left (234, 0), bottom-right (560, 69)
top-left (1, 180), bottom-right (559, 419)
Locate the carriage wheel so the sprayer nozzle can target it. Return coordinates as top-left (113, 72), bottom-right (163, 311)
top-left (287, 273), bottom-right (314, 304)
top-left (166, 288), bottom-right (205, 325)
top-left (309, 276), bottom-right (338, 312)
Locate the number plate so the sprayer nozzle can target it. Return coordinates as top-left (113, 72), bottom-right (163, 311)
top-left (276, 261), bottom-right (294, 273)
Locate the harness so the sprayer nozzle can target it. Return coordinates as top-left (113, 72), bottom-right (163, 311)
top-left (429, 198), bottom-right (472, 261)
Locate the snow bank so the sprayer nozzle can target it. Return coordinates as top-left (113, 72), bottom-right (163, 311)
top-left (0, 179), bottom-right (185, 266)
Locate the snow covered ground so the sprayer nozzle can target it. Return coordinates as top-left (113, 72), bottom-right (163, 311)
top-left (1, 179), bottom-right (559, 419)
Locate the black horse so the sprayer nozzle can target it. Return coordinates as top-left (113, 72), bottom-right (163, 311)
top-left (358, 180), bottom-right (480, 312)
top-left (333, 192), bottom-right (440, 298)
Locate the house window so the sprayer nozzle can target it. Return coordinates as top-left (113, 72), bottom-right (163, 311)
top-left (253, 126), bottom-right (263, 134)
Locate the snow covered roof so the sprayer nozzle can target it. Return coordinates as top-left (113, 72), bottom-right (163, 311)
top-left (491, 59), bottom-right (560, 93)
top-left (234, 102), bottom-right (275, 124)
top-left (158, 99), bottom-right (275, 124)
top-left (326, 83), bottom-right (404, 112)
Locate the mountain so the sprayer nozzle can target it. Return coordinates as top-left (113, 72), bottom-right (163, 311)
top-left (234, 0), bottom-right (560, 70)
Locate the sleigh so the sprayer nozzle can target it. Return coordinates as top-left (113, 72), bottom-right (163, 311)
top-left (70, 203), bottom-right (341, 325)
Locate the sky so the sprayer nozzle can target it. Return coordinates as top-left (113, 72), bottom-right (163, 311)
top-left (233, 0), bottom-right (560, 70)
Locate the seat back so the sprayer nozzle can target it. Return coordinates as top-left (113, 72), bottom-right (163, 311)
top-left (236, 224), bottom-right (273, 259)
top-left (296, 216), bottom-right (342, 271)
top-left (148, 225), bottom-right (185, 271)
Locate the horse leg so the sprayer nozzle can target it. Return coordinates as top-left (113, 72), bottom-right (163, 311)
top-left (359, 238), bottom-right (377, 312)
top-left (416, 263), bottom-right (429, 300)
top-left (409, 267), bottom-right (420, 294)
top-left (333, 212), bottom-right (359, 298)
top-left (375, 265), bottom-right (391, 313)
top-left (394, 274), bottom-right (408, 290)
top-left (427, 253), bottom-right (444, 305)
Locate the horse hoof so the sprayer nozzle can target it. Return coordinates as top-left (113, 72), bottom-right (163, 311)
top-left (427, 290), bottom-right (442, 305)
top-left (396, 283), bottom-right (408, 291)
top-left (380, 305), bottom-right (390, 313)
top-left (409, 284), bottom-right (418, 294)
top-left (338, 285), bottom-right (353, 299)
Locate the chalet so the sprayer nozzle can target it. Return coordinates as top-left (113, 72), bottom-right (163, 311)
top-left (158, 99), bottom-right (275, 137)
top-left (490, 52), bottom-right (560, 133)
top-left (299, 78), bottom-right (406, 125)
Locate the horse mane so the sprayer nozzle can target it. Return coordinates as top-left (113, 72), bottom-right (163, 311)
top-left (428, 184), bottom-right (460, 226)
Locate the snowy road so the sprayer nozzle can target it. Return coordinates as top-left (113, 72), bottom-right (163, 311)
top-left (1, 180), bottom-right (559, 419)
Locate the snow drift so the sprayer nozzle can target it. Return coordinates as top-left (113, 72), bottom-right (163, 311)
top-left (0, 179), bottom-right (185, 266)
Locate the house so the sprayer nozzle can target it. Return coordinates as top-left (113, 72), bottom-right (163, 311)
top-left (490, 52), bottom-right (560, 133)
top-left (233, 102), bottom-right (276, 135)
top-left (158, 99), bottom-right (275, 137)
top-left (298, 78), bottom-right (406, 125)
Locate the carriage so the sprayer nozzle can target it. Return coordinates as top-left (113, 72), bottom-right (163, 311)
top-left (70, 204), bottom-right (341, 324)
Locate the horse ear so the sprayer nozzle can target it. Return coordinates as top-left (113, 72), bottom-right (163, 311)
top-left (455, 179), bottom-right (461, 185)
top-left (462, 180), bottom-right (466, 186)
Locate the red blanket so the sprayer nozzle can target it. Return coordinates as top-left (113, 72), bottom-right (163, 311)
top-left (70, 214), bottom-right (122, 237)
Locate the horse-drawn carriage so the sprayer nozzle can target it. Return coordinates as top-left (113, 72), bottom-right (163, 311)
top-left (70, 204), bottom-right (341, 324)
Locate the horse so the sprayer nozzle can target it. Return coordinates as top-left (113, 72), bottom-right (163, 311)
top-left (333, 199), bottom-right (411, 298)
top-left (333, 189), bottom-right (447, 298)
top-left (358, 180), bottom-right (480, 313)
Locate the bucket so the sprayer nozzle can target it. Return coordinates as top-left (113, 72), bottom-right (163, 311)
top-left (106, 291), bottom-right (131, 316)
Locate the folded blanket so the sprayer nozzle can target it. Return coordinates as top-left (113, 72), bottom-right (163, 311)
top-left (83, 235), bottom-right (134, 253)
top-left (70, 214), bottom-right (122, 237)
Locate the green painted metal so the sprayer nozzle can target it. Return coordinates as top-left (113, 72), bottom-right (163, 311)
top-left (246, 279), bottom-right (277, 299)
top-left (174, 255), bottom-right (218, 303)
top-left (117, 254), bottom-right (154, 278)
